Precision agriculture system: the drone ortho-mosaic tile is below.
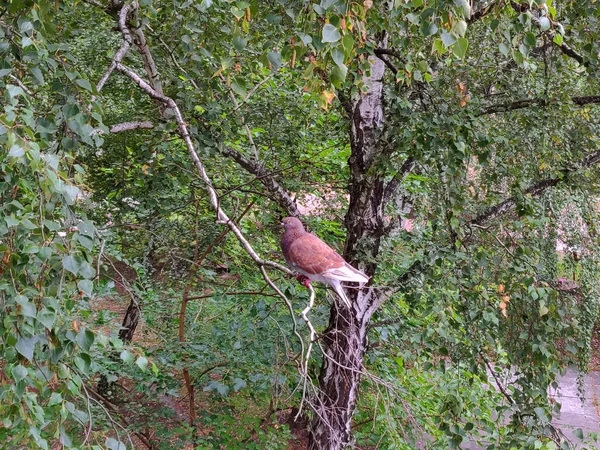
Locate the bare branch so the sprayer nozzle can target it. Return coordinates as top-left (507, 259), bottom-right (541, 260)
top-left (555, 41), bottom-right (587, 66)
top-left (572, 96), bottom-right (600, 106)
top-left (480, 98), bottom-right (547, 115)
top-left (130, 8), bottom-right (163, 95)
top-left (218, 145), bottom-right (300, 217)
top-left (297, 283), bottom-right (317, 419)
top-left (109, 120), bottom-right (154, 133)
top-left (373, 48), bottom-right (405, 62)
top-left (480, 95), bottom-right (600, 115)
top-left (472, 149), bottom-right (600, 226)
top-left (9, 74), bottom-right (33, 96)
top-left (96, 2), bottom-right (134, 92)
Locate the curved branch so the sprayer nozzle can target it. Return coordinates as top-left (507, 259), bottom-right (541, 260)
top-left (472, 149), bottom-right (600, 226)
top-left (374, 54), bottom-right (398, 75)
top-left (480, 95), bottom-right (600, 115)
top-left (96, 2), bottom-right (134, 92)
top-left (218, 145), bottom-right (300, 217)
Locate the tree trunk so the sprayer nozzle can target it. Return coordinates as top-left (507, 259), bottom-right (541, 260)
top-left (308, 45), bottom-right (389, 449)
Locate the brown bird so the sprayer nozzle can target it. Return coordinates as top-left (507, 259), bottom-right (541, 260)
top-left (280, 217), bottom-right (369, 308)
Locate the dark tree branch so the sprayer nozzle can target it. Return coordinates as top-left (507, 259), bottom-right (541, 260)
top-left (374, 53), bottom-right (398, 75)
top-left (382, 157), bottom-right (416, 206)
top-left (374, 48), bottom-right (405, 63)
top-left (218, 145), bottom-right (300, 217)
top-left (468, 0), bottom-right (504, 24)
top-left (472, 149), bottom-right (600, 226)
top-left (481, 95), bottom-right (600, 115)
top-left (480, 98), bottom-right (547, 115)
top-left (507, 0), bottom-right (587, 66)
top-left (572, 96), bottom-right (600, 106)
top-left (555, 41), bottom-right (587, 66)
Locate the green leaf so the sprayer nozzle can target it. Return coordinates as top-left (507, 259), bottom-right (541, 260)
top-left (232, 35), bottom-right (247, 52)
top-left (74, 354), bottom-right (91, 374)
top-left (433, 38), bottom-right (445, 54)
top-left (198, 0), bottom-right (212, 11)
top-left (37, 309), bottom-right (56, 330)
top-left (233, 378), bottom-right (247, 391)
top-left (12, 364), bottom-right (28, 383)
top-left (331, 48), bottom-right (345, 67)
top-left (48, 392), bottom-right (62, 406)
top-left (534, 406), bottom-right (549, 422)
top-left (8, 145), bottom-right (24, 157)
top-left (524, 32), bottom-right (536, 47)
top-left (30, 67), bottom-right (44, 84)
top-left (105, 438), bottom-right (126, 450)
top-left (538, 17), bottom-right (550, 32)
top-left (62, 255), bottom-right (79, 275)
top-left (553, 34), bottom-right (563, 45)
top-left (453, 20), bottom-right (467, 37)
top-left (64, 185), bottom-right (80, 205)
top-left (76, 79), bottom-right (93, 91)
top-left (342, 34), bottom-right (354, 56)
top-left (204, 380), bottom-right (229, 396)
top-left (77, 234), bottom-right (94, 250)
top-left (79, 262), bottom-right (96, 279)
top-left (136, 356), bottom-right (148, 371)
top-left (5, 216), bottom-right (19, 227)
top-left (16, 335), bottom-right (39, 361)
top-left (421, 21), bottom-right (438, 37)
top-left (77, 279), bottom-right (93, 297)
top-left (406, 13), bottom-right (420, 24)
top-left (512, 49), bottom-right (524, 64)
top-left (573, 428), bottom-right (584, 439)
top-left (77, 221), bottom-right (95, 237)
top-left (330, 64), bottom-right (348, 88)
top-left (77, 329), bottom-right (95, 351)
top-left (441, 31), bottom-right (456, 47)
top-left (454, 0), bottom-right (471, 19)
top-left (120, 350), bottom-right (134, 364)
top-left (322, 24), bottom-right (341, 43)
top-left (453, 38), bottom-right (468, 59)
top-left (266, 51), bottom-right (282, 70)
top-left (7, 85), bottom-right (24, 99)
top-left (499, 43), bottom-right (510, 56)
top-left (16, 295), bottom-right (36, 318)
top-left (21, 219), bottom-right (37, 230)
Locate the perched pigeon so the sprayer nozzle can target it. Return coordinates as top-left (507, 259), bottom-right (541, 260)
top-left (280, 217), bottom-right (369, 308)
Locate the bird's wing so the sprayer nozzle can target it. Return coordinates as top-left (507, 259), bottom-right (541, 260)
top-left (321, 262), bottom-right (369, 283)
top-left (286, 234), bottom-right (345, 275)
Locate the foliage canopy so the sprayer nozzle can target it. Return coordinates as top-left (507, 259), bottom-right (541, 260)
top-left (1, 0), bottom-right (600, 449)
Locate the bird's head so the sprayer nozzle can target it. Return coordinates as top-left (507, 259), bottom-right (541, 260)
top-left (281, 216), bottom-right (304, 232)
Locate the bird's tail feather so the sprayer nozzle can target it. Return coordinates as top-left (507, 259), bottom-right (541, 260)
top-left (332, 280), bottom-right (352, 309)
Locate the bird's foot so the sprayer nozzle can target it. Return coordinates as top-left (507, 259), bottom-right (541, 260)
top-left (296, 274), bottom-right (311, 288)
